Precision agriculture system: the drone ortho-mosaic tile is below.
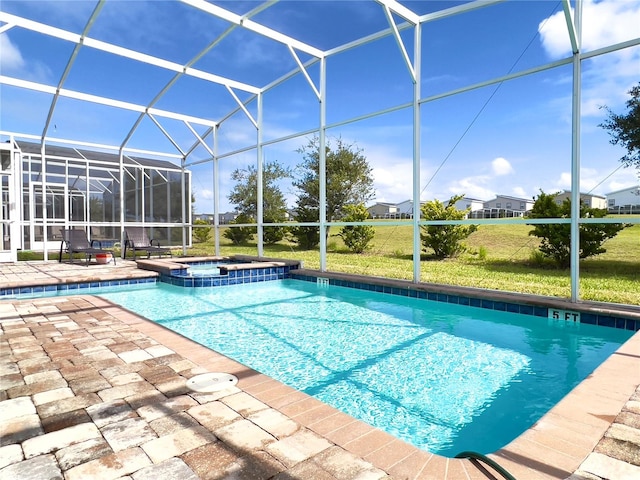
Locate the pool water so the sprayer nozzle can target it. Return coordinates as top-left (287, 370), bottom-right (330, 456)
top-left (181, 263), bottom-right (222, 276)
top-left (97, 279), bottom-right (632, 456)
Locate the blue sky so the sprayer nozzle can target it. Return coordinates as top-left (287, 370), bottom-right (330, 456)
top-left (1, 0), bottom-right (639, 214)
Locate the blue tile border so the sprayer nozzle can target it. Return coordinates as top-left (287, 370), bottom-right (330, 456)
top-left (158, 264), bottom-right (297, 288)
top-left (289, 273), bottom-right (639, 332)
top-left (0, 277), bottom-right (158, 299)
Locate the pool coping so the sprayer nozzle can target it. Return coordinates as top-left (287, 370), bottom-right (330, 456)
top-left (292, 269), bottom-right (640, 332)
top-left (80, 295), bottom-right (640, 479)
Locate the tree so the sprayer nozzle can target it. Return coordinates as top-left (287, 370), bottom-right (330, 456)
top-left (600, 82), bottom-right (640, 169)
top-left (338, 204), bottom-right (375, 253)
top-left (528, 191), bottom-right (628, 268)
top-left (227, 161), bottom-right (291, 244)
top-left (223, 213), bottom-right (255, 245)
top-left (292, 137), bottom-right (375, 245)
top-left (420, 194), bottom-right (477, 258)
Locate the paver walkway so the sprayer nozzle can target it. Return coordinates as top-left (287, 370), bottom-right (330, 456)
top-left (0, 296), bottom-right (394, 479)
top-left (1, 261), bottom-right (639, 479)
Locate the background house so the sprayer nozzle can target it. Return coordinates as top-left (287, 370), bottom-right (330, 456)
top-left (471, 195), bottom-right (534, 218)
top-left (450, 197), bottom-right (485, 215)
top-left (367, 202), bottom-right (399, 219)
top-left (606, 185), bottom-right (640, 214)
top-left (554, 190), bottom-right (607, 209)
top-left (395, 199), bottom-right (426, 218)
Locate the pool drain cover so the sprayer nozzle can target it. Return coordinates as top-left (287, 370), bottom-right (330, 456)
top-left (186, 373), bottom-right (238, 393)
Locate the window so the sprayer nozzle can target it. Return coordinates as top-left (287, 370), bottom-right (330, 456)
top-left (496, 202), bottom-right (501, 208)
top-left (520, 202), bottom-right (525, 209)
top-left (506, 202), bottom-right (512, 209)
top-left (608, 199), bottom-right (615, 206)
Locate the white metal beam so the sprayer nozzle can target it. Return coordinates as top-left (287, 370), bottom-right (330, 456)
top-left (376, 0), bottom-right (420, 25)
top-left (287, 45), bottom-right (321, 99)
top-left (570, 0), bottom-right (583, 302)
top-left (0, 12), bottom-right (260, 94)
top-left (420, 0), bottom-right (505, 23)
top-left (562, 0), bottom-right (579, 54)
top-left (0, 22), bottom-right (14, 34)
top-left (184, 121), bottom-right (215, 157)
top-left (42, 1), bottom-right (105, 141)
top-left (147, 114), bottom-right (186, 156)
top-left (382, 4), bottom-right (416, 83)
top-left (0, 75), bottom-right (217, 127)
top-left (226, 86), bottom-right (258, 128)
top-left (1, 130), bottom-right (182, 159)
top-left (182, 0), bottom-right (324, 59)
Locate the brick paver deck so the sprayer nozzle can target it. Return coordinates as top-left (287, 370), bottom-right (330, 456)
top-left (1, 261), bottom-right (639, 479)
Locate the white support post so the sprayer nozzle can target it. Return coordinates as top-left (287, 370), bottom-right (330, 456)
top-left (257, 92), bottom-right (264, 257)
top-left (319, 57), bottom-right (327, 272)
top-left (570, 0), bottom-right (583, 302)
top-left (412, 23), bottom-right (422, 283)
top-left (213, 126), bottom-right (220, 256)
top-left (40, 142), bottom-right (49, 261)
top-left (181, 156), bottom-right (187, 256)
top-left (118, 149), bottom-right (125, 258)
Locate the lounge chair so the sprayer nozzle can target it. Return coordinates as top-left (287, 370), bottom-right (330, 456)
top-left (124, 227), bottom-right (172, 260)
top-left (59, 229), bottom-right (116, 266)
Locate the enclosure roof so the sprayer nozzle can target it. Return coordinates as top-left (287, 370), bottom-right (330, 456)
top-left (0, 0), bottom-right (498, 161)
top-left (15, 141), bottom-right (182, 171)
top-left (1, 0), bottom-right (638, 171)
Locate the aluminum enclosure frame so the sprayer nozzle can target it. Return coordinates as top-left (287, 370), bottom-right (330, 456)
top-left (1, 0), bottom-right (639, 303)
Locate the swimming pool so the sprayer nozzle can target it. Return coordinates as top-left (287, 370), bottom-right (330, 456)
top-left (96, 279), bottom-right (633, 457)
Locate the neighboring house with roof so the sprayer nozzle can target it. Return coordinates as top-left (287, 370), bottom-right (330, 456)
top-left (194, 213), bottom-right (215, 223)
top-left (553, 190), bottom-right (607, 209)
top-left (606, 185), bottom-right (640, 214)
top-left (450, 196), bottom-right (485, 212)
top-left (395, 199), bottom-right (427, 217)
top-left (482, 195), bottom-right (533, 217)
top-left (367, 202), bottom-right (399, 219)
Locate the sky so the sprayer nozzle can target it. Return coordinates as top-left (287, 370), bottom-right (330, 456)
top-left (1, 0), bottom-right (639, 214)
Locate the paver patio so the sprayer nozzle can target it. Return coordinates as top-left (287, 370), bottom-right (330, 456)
top-left (0, 261), bottom-right (639, 479)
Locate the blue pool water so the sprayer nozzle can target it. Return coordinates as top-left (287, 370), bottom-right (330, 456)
top-left (180, 263), bottom-right (222, 276)
top-left (96, 279), bottom-right (631, 456)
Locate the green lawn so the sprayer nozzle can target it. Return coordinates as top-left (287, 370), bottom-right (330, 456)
top-left (189, 219), bottom-right (640, 305)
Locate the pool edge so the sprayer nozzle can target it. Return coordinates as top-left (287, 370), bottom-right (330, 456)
top-left (81, 293), bottom-right (640, 480)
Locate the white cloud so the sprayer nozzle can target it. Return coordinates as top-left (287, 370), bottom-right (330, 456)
top-left (447, 176), bottom-right (496, 201)
top-left (551, 167), bottom-right (639, 196)
top-left (0, 35), bottom-right (25, 72)
top-left (539, 0), bottom-right (640, 58)
top-left (512, 186), bottom-right (527, 197)
top-left (539, 0), bottom-right (640, 119)
top-left (492, 157), bottom-right (514, 176)
top-left (198, 189), bottom-right (214, 200)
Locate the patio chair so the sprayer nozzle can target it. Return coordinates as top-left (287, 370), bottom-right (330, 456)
top-left (58, 229), bottom-right (116, 266)
top-left (124, 227), bottom-right (172, 260)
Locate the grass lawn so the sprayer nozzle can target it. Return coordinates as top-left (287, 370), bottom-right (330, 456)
top-left (186, 218), bottom-right (640, 305)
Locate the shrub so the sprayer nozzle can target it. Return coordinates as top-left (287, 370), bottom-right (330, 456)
top-left (223, 213), bottom-right (256, 245)
top-left (338, 204), bottom-right (375, 253)
top-left (288, 206), bottom-right (320, 249)
top-left (420, 194), bottom-right (477, 258)
top-left (192, 219), bottom-right (212, 243)
top-left (263, 216), bottom-right (287, 245)
top-left (528, 191), bottom-right (628, 267)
